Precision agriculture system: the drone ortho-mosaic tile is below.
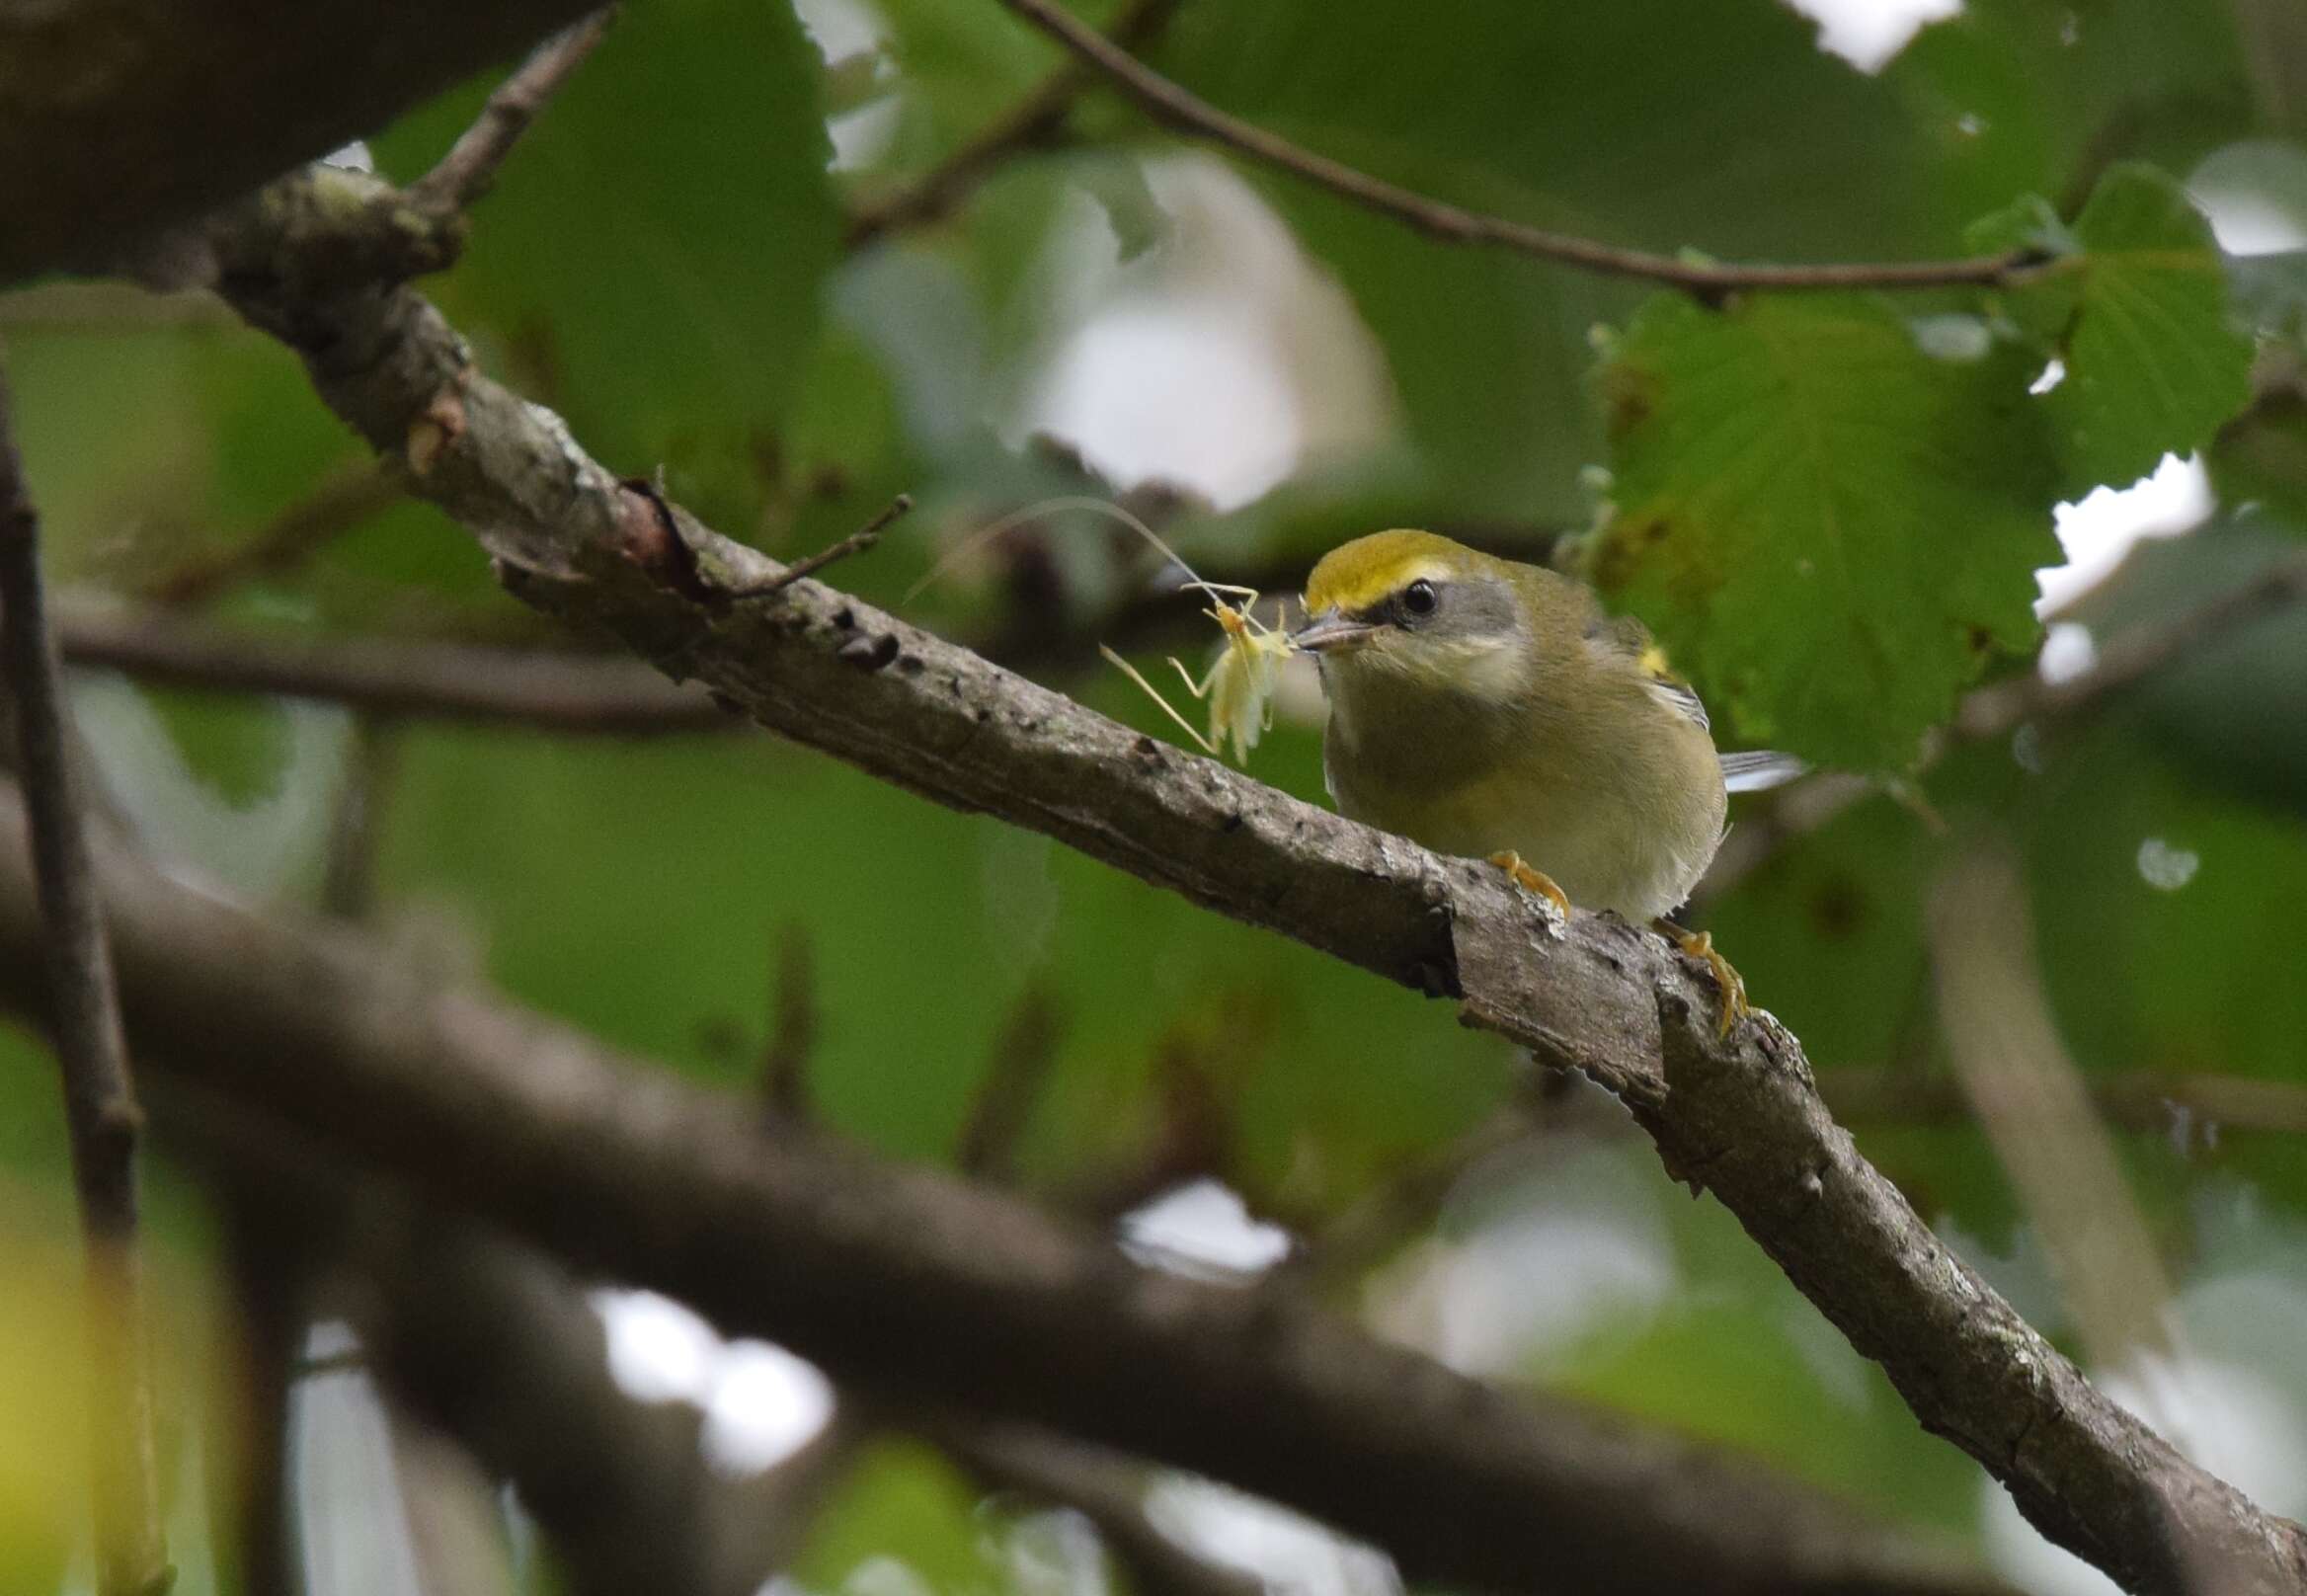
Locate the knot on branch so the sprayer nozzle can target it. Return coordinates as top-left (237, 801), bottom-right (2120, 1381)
top-left (205, 167), bottom-right (467, 341)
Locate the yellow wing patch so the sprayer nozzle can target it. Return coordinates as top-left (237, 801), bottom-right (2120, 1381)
top-left (1622, 637), bottom-right (1710, 730)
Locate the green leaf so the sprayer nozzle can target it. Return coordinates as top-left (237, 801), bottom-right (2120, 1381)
top-left (1979, 164), bottom-right (2254, 494)
top-left (1585, 293), bottom-right (2060, 768)
top-left (370, 0), bottom-right (840, 531)
top-left (796, 1441), bottom-right (997, 1592)
top-left (2207, 390), bottom-right (2307, 528)
top-left (144, 689), bottom-right (295, 810)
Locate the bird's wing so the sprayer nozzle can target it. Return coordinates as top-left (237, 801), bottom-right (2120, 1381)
top-left (1719, 750), bottom-right (1810, 792)
top-left (1642, 674), bottom-right (1710, 731)
top-left (1587, 613), bottom-right (1713, 731)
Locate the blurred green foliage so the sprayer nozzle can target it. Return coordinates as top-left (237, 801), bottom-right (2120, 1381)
top-left (5, 0), bottom-right (2307, 1588)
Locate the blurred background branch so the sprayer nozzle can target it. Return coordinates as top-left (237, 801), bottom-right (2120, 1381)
top-left (0, 781), bottom-right (2019, 1596)
top-left (0, 365), bottom-right (171, 1596)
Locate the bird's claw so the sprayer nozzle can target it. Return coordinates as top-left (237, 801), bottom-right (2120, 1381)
top-left (1655, 920), bottom-right (1748, 1039)
top-left (1488, 850), bottom-right (1572, 919)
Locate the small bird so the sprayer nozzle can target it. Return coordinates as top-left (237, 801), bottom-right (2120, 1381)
top-left (1290, 529), bottom-right (1802, 1034)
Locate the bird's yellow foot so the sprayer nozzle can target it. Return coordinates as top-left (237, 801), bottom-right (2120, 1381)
top-left (1654, 919), bottom-right (1748, 1039)
top-left (1487, 851), bottom-right (1571, 919)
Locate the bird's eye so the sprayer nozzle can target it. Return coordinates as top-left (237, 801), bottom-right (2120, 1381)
top-left (1401, 579), bottom-right (1438, 617)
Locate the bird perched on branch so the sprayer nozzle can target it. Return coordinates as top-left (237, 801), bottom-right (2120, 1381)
top-left (1291, 529), bottom-right (1802, 1034)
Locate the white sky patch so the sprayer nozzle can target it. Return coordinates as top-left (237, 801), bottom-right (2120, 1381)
top-left (2036, 621), bottom-right (2097, 685)
top-left (830, 99), bottom-right (902, 173)
top-left (1016, 156), bottom-right (1392, 513)
top-left (1147, 1478), bottom-right (1401, 1596)
top-left (292, 1322), bottom-right (426, 1596)
top-left (790, 0), bottom-right (882, 60)
top-left (792, 0), bottom-right (896, 171)
top-left (1120, 1179), bottom-right (1295, 1276)
top-left (1780, 0), bottom-right (1962, 73)
top-left (1026, 303), bottom-right (1307, 511)
top-left (74, 677), bottom-right (351, 901)
top-left (597, 1291), bottom-right (835, 1473)
top-left (599, 1289), bottom-right (721, 1403)
top-left (2190, 141), bottom-right (2307, 257)
top-left (2194, 194), bottom-right (2307, 257)
top-left (704, 1341), bottom-right (837, 1475)
top-left (1001, 1508), bottom-right (1110, 1596)
top-left (2036, 453), bottom-right (2212, 615)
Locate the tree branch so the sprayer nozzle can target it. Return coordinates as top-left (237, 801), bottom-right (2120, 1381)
top-left (0, 365), bottom-right (170, 1595)
top-left (986, 0), bottom-right (2041, 295)
top-left (408, 10), bottom-right (618, 215)
top-left (57, 608), bottom-right (732, 734)
top-left (0, 1), bottom-right (606, 281)
top-left (722, 493), bottom-right (912, 598)
top-left (0, 784), bottom-right (2011, 1596)
top-left (142, 461), bottom-right (404, 609)
top-left (841, 0), bottom-right (1182, 251)
top-left (181, 161), bottom-right (2307, 1595)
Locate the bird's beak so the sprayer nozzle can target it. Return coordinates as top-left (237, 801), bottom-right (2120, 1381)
top-left (1290, 608), bottom-right (1380, 655)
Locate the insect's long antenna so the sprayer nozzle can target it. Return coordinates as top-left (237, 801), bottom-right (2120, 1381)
top-left (906, 494), bottom-right (1239, 610)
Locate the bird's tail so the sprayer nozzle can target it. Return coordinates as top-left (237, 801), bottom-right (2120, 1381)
top-left (1720, 750), bottom-right (1809, 793)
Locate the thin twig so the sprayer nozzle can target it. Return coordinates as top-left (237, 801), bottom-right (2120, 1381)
top-left (1699, 550), bottom-right (2307, 900)
top-left (321, 716), bottom-right (402, 921)
top-left (758, 925), bottom-right (818, 1123)
top-left (409, 9), bottom-right (618, 213)
top-left (0, 361), bottom-right (170, 1596)
top-left (954, 987), bottom-right (1065, 1181)
top-left (991, 0), bottom-right (2043, 295)
top-left (1821, 1067), bottom-right (2307, 1142)
top-left (726, 494), bottom-right (912, 598)
top-left (1929, 843), bottom-right (2178, 1370)
top-left (144, 461), bottom-right (403, 608)
top-left (842, 0), bottom-right (1181, 250)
